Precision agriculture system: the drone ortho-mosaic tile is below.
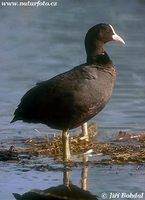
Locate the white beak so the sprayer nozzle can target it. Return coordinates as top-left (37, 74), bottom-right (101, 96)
top-left (112, 33), bottom-right (125, 44)
top-left (109, 24), bottom-right (125, 44)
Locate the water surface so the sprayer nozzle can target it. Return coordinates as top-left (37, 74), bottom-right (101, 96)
top-left (0, 0), bottom-right (145, 199)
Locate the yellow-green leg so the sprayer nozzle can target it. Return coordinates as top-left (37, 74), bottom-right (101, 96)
top-left (62, 130), bottom-right (70, 162)
top-left (81, 122), bottom-right (89, 141)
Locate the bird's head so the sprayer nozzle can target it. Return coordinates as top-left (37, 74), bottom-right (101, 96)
top-left (85, 23), bottom-right (125, 45)
top-left (85, 23), bottom-right (125, 60)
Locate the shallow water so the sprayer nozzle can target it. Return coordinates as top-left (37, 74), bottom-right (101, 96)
top-left (0, 0), bottom-right (145, 199)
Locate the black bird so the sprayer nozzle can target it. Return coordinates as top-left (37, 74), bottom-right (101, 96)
top-left (11, 23), bottom-right (125, 161)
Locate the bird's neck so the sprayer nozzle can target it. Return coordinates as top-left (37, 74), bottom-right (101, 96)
top-left (86, 40), bottom-right (111, 65)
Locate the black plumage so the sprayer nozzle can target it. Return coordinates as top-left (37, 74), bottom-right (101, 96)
top-left (12, 62), bottom-right (115, 130)
top-left (11, 23), bottom-right (125, 161)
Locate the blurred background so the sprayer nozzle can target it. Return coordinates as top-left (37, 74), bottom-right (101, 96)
top-left (0, 0), bottom-right (145, 199)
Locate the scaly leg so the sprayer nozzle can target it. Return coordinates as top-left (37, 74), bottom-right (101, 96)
top-left (81, 122), bottom-right (89, 141)
top-left (62, 130), bottom-right (70, 162)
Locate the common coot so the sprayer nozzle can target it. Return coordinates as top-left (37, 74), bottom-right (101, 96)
top-left (11, 23), bottom-right (125, 161)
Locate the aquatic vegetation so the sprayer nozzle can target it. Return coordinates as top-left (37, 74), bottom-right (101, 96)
top-left (0, 123), bottom-right (145, 164)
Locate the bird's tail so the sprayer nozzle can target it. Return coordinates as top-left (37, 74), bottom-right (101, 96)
top-left (13, 193), bottom-right (22, 200)
top-left (10, 116), bottom-right (18, 123)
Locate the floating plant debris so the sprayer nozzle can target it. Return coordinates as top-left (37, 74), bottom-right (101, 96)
top-left (1, 123), bottom-right (145, 164)
top-left (0, 145), bottom-right (19, 161)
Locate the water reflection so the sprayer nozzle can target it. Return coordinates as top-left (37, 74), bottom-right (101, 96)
top-left (13, 155), bottom-right (97, 200)
top-left (0, 0), bottom-right (145, 199)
